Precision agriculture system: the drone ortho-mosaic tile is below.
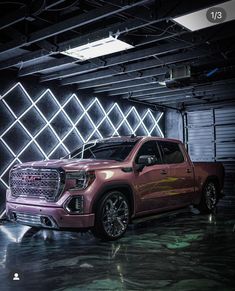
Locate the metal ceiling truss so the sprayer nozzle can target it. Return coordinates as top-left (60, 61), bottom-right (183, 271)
top-left (107, 77), bottom-right (235, 96)
top-left (1, 19), bottom-right (233, 75)
top-left (0, 0), bottom-right (234, 108)
top-left (0, 17), bottom-right (175, 71)
top-left (38, 24), bottom-right (235, 82)
top-left (2, 16), bottom-right (232, 78)
top-left (0, 1), bottom-right (67, 31)
top-left (0, 0), bottom-right (152, 55)
top-left (69, 67), bottom-right (168, 88)
top-left (144, 89), bottom-right (235, 105)
top-left (126, 83), bottom-right (235, 100)
top-left (108, 84), bottom-right (192, 96)
top-left (55, 48), bottom-right (209, 85)
top-left (0, 0), bottom-right (223, 56)
top-left (40, 41), bottom-right (191, 83)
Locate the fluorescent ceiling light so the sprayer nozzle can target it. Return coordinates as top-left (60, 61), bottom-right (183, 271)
top-left (61, 36), bottom-right (134, 60)
top-left (173, 0), bottom-right (235, 31)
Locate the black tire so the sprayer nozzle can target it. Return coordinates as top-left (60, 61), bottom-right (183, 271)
top-left (92, 191), bottom-right (130, 241)
top-left (197, 180), bottom-right (218, 213)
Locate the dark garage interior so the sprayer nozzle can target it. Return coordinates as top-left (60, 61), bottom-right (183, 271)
top-left (0, 0), bottom-right (235, 290)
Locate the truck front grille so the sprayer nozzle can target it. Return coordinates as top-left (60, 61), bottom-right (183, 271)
top-left (9, 167), bottom-right (64, 202)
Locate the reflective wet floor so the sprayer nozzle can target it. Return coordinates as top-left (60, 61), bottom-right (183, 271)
top-left (0, 209), bottom-right (235, 291)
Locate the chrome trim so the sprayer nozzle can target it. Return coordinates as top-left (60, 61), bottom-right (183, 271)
top-left (64, 195), bottom-right (84, 214)
top-left (9, 212), bottom-right (58, 229)
top-left (9, 167), bottom-right (65, 202)
top-left (0, 209), bottom-right (6, 219)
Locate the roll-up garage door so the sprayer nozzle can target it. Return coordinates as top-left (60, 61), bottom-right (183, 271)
top-left (185, 106), bottom-right (235, 208)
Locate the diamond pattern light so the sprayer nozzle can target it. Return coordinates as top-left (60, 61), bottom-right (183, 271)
top-left (0, 82), bottom-right (164, 192)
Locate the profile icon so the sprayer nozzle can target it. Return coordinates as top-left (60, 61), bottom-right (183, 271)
top-left (13, 273), bottom-right (20, 280)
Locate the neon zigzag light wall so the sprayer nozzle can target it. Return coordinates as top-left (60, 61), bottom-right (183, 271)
top-left (0, 82), bottom-right (164, 191)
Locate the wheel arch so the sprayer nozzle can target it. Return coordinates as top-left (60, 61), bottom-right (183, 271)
top-left (203, 175), bottom-right (220, 191)
top-left (92, 184), bottom-right (135, 217)
top-left (195, 175), bottom-right (221, 205)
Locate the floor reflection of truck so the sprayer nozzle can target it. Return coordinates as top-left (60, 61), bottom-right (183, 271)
top-left (6, 136), bottom-right (224, 240)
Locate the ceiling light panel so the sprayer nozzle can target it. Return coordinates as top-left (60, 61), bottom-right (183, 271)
top-left (62, 36), bottom-right (134, 60)
top-left (173, 0), bottom-right (235, 31)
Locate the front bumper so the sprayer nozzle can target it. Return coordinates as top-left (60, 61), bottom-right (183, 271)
top-left (6, 202), bottom-right (95, 229)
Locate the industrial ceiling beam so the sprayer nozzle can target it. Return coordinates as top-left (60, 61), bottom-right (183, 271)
top-left (56, 42), bottom-right (191, 86)
top-left (0, 7), bottom-right (27, 31)
top-left (0, 49), bottom-right (56, 71)
top-left (108, 83), bottom-right (191, 96)
top-left (23, 56), bottom-right (76, 73)
top-left (121, 88), bottom-right (192, 99)
top-left (75, 66), bottom-right (168, 89)
top-left (0, 17), bottom-right (161, 72)
top-left (94, 79), bottom-right (161, 92)
top-left (135, 90), bottom-right (196, 101)
top-left (131, 79), bottom-right (235, 98)
top-left (94, 76), bottom-right (235, 101)
top-left (0, 1), bottom-right (228, 67)
top-left (154, 91), bottom-right (235, 105)
top-left (136, 87), bottom-right (235, 102)
top-left (1, 3), bottom-right (233, 74)
top-left (19, 28), bottom-right (187, 77)
top-left (73, 57), bottom-right (233, 90)
top-left (16, 18), bottom-right (153, 75)
top-left (0, 0), bottom-right (152, 55)
top-left (58, 48), bottom-right (209, 85)
top-left (0, 1), bottom-right (67, 32)
top-left (126, 97), bottom-right (180, 111)
top-left (104, 0), bottom-right (156, 22)
top-left (93, 57), bottom-right (235, 93)
top-left (40, 24), bottom-right (235, 82)
top-left (120, 82), bottom-right (235, 99)
top-left (41, 41), bottom-right (190, 82)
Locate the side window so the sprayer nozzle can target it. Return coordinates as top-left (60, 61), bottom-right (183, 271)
top-left (158, 141), bottom-right (184, 164)
top-left (135, 141), bottom-right (162, 164)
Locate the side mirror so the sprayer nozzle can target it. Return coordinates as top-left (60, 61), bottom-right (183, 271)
top-left (137, 155), bottom-right (157, 171)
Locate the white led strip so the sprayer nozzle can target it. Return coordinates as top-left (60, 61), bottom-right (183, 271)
top-left (0, 82), bottom-right (164, 189)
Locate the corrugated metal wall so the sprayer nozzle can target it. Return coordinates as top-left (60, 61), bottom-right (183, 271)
top-left (185, 106), bottom-right (235, 208)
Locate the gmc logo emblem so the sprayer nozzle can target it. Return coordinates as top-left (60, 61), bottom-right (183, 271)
top-left (22, 175), bottom-right (41, 182)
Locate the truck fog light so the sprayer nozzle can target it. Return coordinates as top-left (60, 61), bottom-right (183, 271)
top-left (40, 216), bottom-right (53, 227)
top-left (65, 196), bottom-right (84, 214)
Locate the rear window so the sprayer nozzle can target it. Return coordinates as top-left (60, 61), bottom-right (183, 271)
top-left (158, 141), bottom-right (184, 164)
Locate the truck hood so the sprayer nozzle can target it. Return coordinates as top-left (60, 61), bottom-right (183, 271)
top-left (15, 159), bottom-right (121, 171)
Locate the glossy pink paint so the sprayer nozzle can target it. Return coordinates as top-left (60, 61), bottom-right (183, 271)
top-left (6, 137), bottom-right (224, 229)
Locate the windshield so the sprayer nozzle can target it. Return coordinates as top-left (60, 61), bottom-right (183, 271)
top-left (66, 139), bottom-right (139, 161)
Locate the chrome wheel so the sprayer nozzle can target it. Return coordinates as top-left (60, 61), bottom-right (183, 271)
top-left (101, 193), bottom-right (129, 239)
top-left (205, 182), bottom-right (217, 210)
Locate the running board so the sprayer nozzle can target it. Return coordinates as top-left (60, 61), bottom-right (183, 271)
top-left (132, 207), bottom-right (190, 224)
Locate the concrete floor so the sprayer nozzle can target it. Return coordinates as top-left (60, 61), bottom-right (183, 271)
top-left (0, 210), bottom-right (235, 291)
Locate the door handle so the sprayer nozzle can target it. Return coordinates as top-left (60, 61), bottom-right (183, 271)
top-left (186, 168), bottom-right (192, 173)
top-left (160, 169), bottom-right (167, 175)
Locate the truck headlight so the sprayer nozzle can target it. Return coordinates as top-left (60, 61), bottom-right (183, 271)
top-left (66, 170), bottom-right (95, 190)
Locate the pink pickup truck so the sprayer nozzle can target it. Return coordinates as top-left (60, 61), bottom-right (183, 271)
top-left (6, 136), bottom-right (224, 240)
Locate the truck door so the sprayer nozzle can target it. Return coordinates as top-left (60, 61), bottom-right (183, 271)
top-left (157, 141), bottom-right (195, 207)
top-left (133, 140), bottom-right (171, 213)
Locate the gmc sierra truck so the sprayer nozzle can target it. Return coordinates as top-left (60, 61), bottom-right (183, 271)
top-left (6, 136), bottom-right (224, 240)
